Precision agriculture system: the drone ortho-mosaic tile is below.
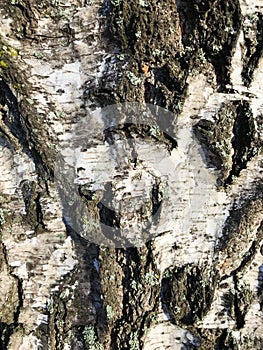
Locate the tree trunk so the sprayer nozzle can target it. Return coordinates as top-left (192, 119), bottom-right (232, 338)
top-left (0, 0), bottom-right (262, 349)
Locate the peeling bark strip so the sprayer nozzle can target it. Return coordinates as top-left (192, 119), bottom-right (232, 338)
top-left (0, 0), bottom-right (263, 349)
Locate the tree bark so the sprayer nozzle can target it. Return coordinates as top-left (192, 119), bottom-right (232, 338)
top-left (0, 0), bottom-right (262, 349)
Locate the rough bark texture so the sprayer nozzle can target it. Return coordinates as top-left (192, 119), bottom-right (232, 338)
top-left (0, 0), bottom-right (262, 349)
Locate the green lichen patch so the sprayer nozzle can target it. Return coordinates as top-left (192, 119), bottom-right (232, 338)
top-left (98, 245), bottom-right (160, 349)
top-left (242, 12), bottom-right (263, 87)
top-left (176, 0), bottom-right (241, 90)
top-left (194, 100), bottom-right (262, 185)
top-left (194, 101), bottom-right (236, 183)
top-left (83, 325), bottom-right (104, 350)
top-left (161, 264), bottom-right (219, 325)
top-left (216, 190), bottom-right (263, 276)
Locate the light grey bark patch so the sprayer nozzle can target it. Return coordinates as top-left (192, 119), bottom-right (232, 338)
top-left (55, 103), bottom-right (181, 248)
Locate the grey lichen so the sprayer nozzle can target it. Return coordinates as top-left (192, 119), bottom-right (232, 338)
top-left (126, 71), bottom-right (142, 86)
top-left (83, 326), bottom-right (104, 350)
top-left (139, 0), bottom-right (149, 7)
top-left (129, 331), bottom-right (140, 350)
top-left (110, 0), bottom-right (123, 6)
top-left (144, 272), bottom-right (159, 286)
top-left (0, 208), bottom-right (5, 225)
top-left (106, 304), bottom-right (114, 320)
